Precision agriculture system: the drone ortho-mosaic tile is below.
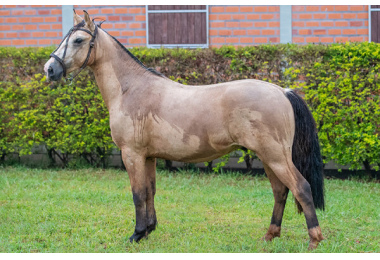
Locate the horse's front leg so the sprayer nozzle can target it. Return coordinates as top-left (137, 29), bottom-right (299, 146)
top-left (122, 150), bottom-right (149, 243)
top-left (145, 157), bottom-right (157, 234)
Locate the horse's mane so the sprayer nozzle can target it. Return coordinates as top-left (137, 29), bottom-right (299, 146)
top-left (99, 26), bottom-right (165, 78)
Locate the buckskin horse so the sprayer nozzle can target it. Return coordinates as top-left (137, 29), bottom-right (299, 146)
top-left (44, 11), bottom-right (325, 250)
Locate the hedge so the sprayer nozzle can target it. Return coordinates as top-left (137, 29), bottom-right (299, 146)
top-left (285, 42), bottom-right (380, 171)
top-left (0, 43), bottom-right (379, 171)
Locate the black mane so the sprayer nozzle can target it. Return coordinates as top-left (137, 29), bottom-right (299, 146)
top-left (100, 27), bottom-right (165, 78)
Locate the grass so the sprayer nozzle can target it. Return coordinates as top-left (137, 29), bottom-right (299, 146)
top-left (0, 166), bottom-right (379, 253)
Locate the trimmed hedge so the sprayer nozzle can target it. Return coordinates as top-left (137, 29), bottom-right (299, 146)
top-left (0, 43), bottom-right (379, 170)
top-left (285, 42), bottom-right (380, 171)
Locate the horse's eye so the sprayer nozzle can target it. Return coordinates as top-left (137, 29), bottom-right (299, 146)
top-left (74, 38), bottom-right (83, 44)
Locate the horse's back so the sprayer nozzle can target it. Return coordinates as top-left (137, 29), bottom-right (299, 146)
top-left (157, 79), bottom-right (293, 159)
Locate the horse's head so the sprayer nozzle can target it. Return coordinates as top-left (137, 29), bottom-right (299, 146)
top-left (44, 10), bottom-right (97, 81)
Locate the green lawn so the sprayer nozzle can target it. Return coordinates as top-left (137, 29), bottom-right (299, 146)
top-left (0, 166), bottom-right (379, 253)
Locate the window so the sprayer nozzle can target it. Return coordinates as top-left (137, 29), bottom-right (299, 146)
top-left (146, 5), bottom-right (208, 48)
top-left (370, 5), bottom-right (380, 42)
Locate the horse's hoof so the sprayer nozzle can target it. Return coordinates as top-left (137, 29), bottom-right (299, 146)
top-left (308, 226), bottom-right (324, 250)
top-left (262, 233), bottom-right (280, 242)
top-left (147, 222), bottom-right (157, 234)
top-left (308, 236), bottom-right (324, 250)
top-left (129, 230), bottom-right (147, 243)
top-left (262, 225), bottom-right (281, 241)
top-left (262, 234), bottom-right (274, 241)
top-left (308, 241), bottom-right (319, 250)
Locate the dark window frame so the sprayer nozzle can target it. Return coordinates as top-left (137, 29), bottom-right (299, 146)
top-left (369, 5), bottom-right (380, 42)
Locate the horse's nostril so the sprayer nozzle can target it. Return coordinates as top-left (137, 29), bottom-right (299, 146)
top-left (48, 66), bottom-right (54, 74)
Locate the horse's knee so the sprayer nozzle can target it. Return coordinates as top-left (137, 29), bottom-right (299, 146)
top-left (132, 191), bottom-right (146, 207)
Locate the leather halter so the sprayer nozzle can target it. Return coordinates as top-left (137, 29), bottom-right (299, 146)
top-left (49, 20), bottom-right (98, 80)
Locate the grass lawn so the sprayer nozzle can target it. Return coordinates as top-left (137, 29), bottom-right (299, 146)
top-left (0, 166), bottom-right (379, 253)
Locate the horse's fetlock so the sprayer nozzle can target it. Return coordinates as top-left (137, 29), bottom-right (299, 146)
top-left (307, 226), bottom-right (324, 250)
top-left (264, 224), bottom-right (281, 241)
top-left (129, 228), bottom-right (147, 243)
top-left (147, 222), bottom-right (157, 234)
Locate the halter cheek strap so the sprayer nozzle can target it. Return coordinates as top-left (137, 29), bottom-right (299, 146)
top-left (49, 20), bottom-right (98, 80)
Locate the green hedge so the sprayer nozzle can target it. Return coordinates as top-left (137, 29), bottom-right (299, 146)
top-left (285, 42), bottom-right (380, 171)
top-left (0, 74), bottom-right (113, 167)
top-left (0, 43), bottom-right (379, 170)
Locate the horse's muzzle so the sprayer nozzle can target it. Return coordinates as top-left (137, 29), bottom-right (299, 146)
top-left (45, 60), bottom-right (63, 81)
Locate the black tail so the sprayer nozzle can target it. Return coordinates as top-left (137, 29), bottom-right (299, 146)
top-left (285, 90), bottom-right (325, 213)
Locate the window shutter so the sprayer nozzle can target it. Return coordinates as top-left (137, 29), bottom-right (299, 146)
top-left (147, 5), bottom-right (208, 48)
top-left (371, 5), bottom-right (380, 42)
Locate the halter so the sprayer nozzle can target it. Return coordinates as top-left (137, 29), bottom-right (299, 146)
top-left (49, 19), bottom-right (98, 81)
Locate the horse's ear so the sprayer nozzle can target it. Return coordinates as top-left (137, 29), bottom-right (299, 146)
top-left (73, 10), bottom-right (83, 25)
top-left (83, 10), bottom-right (95, 32)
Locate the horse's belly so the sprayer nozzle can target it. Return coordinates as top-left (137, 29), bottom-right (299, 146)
top-left (149, 141), bottom-right (238, 163)
top-left (147, 119), bottom-right (236, 163)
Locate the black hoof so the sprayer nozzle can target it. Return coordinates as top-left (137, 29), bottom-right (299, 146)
top-left (147, 222), bottom-right (157, 234)
top-left (129, 230), bottom-right (147, 243)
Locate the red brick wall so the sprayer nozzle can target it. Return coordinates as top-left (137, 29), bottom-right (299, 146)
top-left (292, 5), bottom-right (368, 43)
top-left (209, 5), bottom-right (280, 47)
top-left (0, 5), bottom-right (371, 48)
top-left (73, 6), bottom-right (146, 47)
top-left (0, 5), bottom-right (146, 47)
top-left (0, 5), bottom-right (63, 46)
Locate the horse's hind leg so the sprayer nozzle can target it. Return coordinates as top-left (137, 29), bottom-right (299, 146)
top-left (263, 163), bottom-right (289, 241)
top-left (265, 158), bottom-right (324, 249)
top-left (242, 135), bottom-right (323, 249)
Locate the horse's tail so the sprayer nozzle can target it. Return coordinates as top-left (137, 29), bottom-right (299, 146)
top-left (284, 89), bottom-right (325, 213)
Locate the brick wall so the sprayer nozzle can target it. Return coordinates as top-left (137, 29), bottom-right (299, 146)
top-left (292, 5), bottom-right (369, 43)
top-left (0, 5), bottom-right (63, 46)
top-left (0, 5), bottom-right (146, 47)
top-left (0, 5), bottom-right (371, 48)
top-left (209, 5), bottom-right (280, 47)
top-left (73, 6), bottom-right (146, 46)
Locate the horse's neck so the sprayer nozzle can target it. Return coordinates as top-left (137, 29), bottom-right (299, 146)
top-left (90, 30), bottom-right (162, 111)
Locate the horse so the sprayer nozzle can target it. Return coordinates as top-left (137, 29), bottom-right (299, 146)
top-left (44, 11), bottom-right (325, 250)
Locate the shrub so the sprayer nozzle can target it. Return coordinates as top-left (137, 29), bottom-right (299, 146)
top-left (285, 42), bottom-right (380, 170)
top-left (0, 43), bottom-right (379, 171)
top-left (1, 74), bottom-right (114, 167)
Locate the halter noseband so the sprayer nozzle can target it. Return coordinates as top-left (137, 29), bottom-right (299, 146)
top-left (49, 19), bottom-right (98, 80)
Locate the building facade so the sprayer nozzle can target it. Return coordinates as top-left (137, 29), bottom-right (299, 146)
top-left (0, 5), bottom-right (376, 48)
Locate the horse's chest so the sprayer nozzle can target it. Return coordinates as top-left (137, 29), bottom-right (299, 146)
top-left (108, 112), bottom-right (137, 148)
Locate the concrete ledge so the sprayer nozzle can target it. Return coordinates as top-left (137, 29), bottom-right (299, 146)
top-left (2, 152), bottom-right (353, 170)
